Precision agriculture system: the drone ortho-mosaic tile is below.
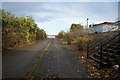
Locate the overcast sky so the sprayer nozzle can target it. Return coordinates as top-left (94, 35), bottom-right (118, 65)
top-left (2, 2), bottom-right (118, 35)
top-left (2, 0), bottom-right (120, 2)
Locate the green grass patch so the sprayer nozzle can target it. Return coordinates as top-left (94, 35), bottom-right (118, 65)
top-left (31, 71), bottom-right (47, 77)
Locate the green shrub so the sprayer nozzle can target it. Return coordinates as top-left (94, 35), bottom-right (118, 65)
top-left (1, 9), bottom-right (47, 49)
top-left (76, 37), bottom-right (88, 51)
top-left (64, 32), bottom-right (73, 45)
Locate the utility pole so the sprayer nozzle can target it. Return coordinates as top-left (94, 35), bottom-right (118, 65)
top-left (87, 18), bottom-right (89, 28)
top-left (118, 1), bottom-right (120, 43)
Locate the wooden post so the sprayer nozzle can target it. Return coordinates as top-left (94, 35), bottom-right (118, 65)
top-left (87, 40), bottom-right (90, 59)
top-left (100, 45), bottom-right (103, 69)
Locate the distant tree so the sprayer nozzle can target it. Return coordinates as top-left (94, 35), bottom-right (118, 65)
top-left (57, 31), bottom-right (64, 38)
top-left (57, 23), bottom-right (89, 51)
top-left (70, 24), bottom-right (83, 32)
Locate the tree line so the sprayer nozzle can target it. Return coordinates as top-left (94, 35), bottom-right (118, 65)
top-left (57, 24), bottom-right (89, 51)
top-left (1, 9), bottom-right (47, 49)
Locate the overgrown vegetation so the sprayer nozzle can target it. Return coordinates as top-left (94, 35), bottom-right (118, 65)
top-left (1, 9), bottom-right (47, 49)
top-left (57, 24), bottom-right (89, 51)
top-left (57, 23), bottom-right (120, 79)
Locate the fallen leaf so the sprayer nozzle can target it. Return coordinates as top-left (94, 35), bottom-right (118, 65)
top-left (77, 69), bottom-right (80, 72)
top-left (48, 69), bottom-right (50, 72)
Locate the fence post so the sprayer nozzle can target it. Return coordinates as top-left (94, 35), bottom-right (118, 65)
top-left (118, 24), bottom-right (120, 44)
top-left (100, 45), bottom-right (103, 69)
top-left (100, 45), bottom-right (103, 79)
top-left (87, 40), bottom-right (90, 59)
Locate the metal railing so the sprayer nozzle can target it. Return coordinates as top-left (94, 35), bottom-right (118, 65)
top-left (99, 33), bottom-right (119, 68)
top-left (87, 26), bottom-right (119, 58)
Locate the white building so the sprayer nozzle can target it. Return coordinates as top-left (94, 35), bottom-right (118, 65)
top-left (47, 35), bottom-right (56, 38)
top-left (89, 22), bottom-right (118, 33)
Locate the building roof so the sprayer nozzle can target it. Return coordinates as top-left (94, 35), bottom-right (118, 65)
top-left (90, 22), bottom-right (115, 28)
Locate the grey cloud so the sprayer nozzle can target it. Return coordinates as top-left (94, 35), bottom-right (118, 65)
top-left (2, 2), bottom-right (63, 22)
top-left (2, 2), bottom-right (118, 24)
top-left (34, 15), bottom-right (56, 22)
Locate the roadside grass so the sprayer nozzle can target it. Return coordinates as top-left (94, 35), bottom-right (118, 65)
top-left (28, 55), bottom-right (47, 78)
